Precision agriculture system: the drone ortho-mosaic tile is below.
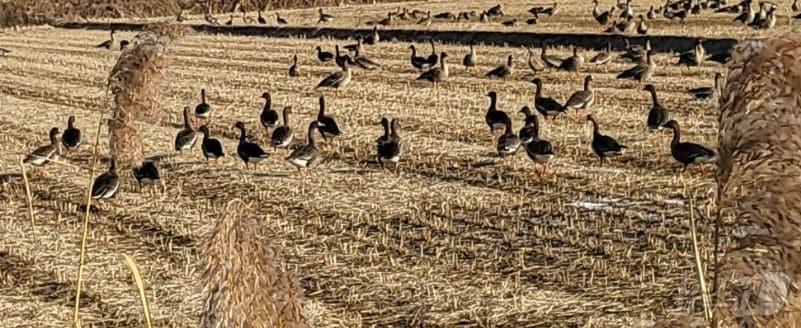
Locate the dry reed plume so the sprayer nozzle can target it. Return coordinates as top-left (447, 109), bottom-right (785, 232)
top-left (107, 21), bottom-right (186, 167)
top-left (200, 199), bottom-right (307, 328)
top-left (715, 34), bottom-right (801, 326)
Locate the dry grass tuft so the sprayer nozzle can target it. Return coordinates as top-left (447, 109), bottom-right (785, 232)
top-left (200, 199), bottom-right (307, 328)
top-left (715, 33), bottom-right (801, 326)
top-left (107, 21), bottom-right (186, 166)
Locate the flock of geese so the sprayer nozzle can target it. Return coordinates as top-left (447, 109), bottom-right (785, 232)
top-left (18, 1), bottom-right (751, 205)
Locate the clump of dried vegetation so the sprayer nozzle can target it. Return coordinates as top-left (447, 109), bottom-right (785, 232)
top-left (715, 34), bottom-right (801, 326)
top-left (200, 199), bottom-right (307, 328)
top-left (107, 21), bottom-right (187, 166)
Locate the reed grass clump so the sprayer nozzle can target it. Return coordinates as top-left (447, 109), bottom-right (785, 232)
top-left (200, 199), bottom-right (307, 328)
top-left (714, 33), bottom-right (801, 326)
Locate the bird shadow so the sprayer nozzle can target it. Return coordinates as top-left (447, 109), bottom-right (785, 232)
top-left (0, 173), bottom-right (22, 184)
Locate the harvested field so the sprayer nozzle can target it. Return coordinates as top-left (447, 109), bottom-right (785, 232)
top-left (0, 23), bottom-right (725, 326)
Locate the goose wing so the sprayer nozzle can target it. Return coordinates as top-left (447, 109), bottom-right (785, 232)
top-left (316, 70), bottom-right (345, 88)
top-left (91, 171), bottom-right (119, 199)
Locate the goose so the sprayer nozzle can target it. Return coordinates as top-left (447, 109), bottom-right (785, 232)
top-left (620, 39), bottom-right (651, 63)
top-left (558, 47), bottom-right (584, 72)
top-left (260, 92), bottom-right (279, 130)
top-left (647, 5), bottom-right (657, 19)
top-left (589, 44), bottom-right (614, 65)
top-left (644, 84), bottom-right (670, 131)
top-left (417, 52), bottom-right (448, 88)
top-left (620, 0), bottom-right (634, 18)
top-left (687, 72), bottom-right (724, 100)
top-left (234, 121), bottom-right (269, 169)
top-left (199, 125), bottom-right (225, 161)
top-left (664, 120), bottom-right (717, 172)
top-left (24, 127), bottom-right (60, 166)
top-left (204, 12), bottom-right (220, 25)
top-left (270, 106), bottom-right (294, 149)
top-left (225, 15), bottom-right (234, 26)
top-left (526, 47), bottom-right (545, 72)
top-left (706, 49), bottom-right (731, 64)
top-left (377, 118), bottom-right (402, 168)
top-left (636, 15), bottom-right (648, 34)
top-left (541, 47), bottom-right (562, 68)
top-left (288, 54), bottom-right (299, 77)
top-left (195, 89), bottom-right (212, 119)
top-left (175, 107), bottom-right (197, 152)
top-left (616, 16), bottom-right (636, 34)
top-left (433, 11), bottom-right (457, 20)
top-left (316, 46), bottom-right (334, 62)
top-left (0, 48), bottom-right (10, 56)
top-left (564, 75), bottom-right (594, 113)
top-left (374, 12), bottom-right (394, 26)
top-left (733, 4), bottom-right (754, 24)
top-left (487, 4), bottom-right (505, 17)
top-left (417, 11), bottom-right (432, 26)
top-left (794, 0), bottom-right (800, 12)
top-left (316, 60), bottom-right (352, 96)
top-left (243, 14), bottom-right (256, 24)
top-left (496, 116), bottom-right (521, 157)
top-left (594, 3), bottom-right (615, 25)
top-left (480, 11), bottom-right (489, 22)
top-left (62, 116), bottom-right (81, 151)
top-left (463, 44), bottom-right (477, 70)
top-left (258, 10), bottom-right (266, 24)
top-left (587, 114), bottom-right (627, 165)
top-left (531, 78), bottom-right (566, 119)
top-left (410, 9), bottom-right (427, 19)
top-left (525, 17), bottom-right (539, 25)
top-left (364, 26), bottom-right (380, 45)
top-left (353, 48), bottom-right (381, 70)
top-left (531, 2), bottom-right (559, 16)
top-left (276, 13), bottom-right (288, 25)
top-left (617, 50), bottom-right (655, 83)
top-left (485, 91), bottom-right (511, 140)
top-left (316, 96), bottom-right (342, 142)
top-left (485, 54), bottom-right (513, 78)
top-left (119, 40), bottom-right (130, 50)
top-left (457, 11), bottom-right (476, 21)
top-left (676, 38), bottom-right (705, 67)
top-left (523, 112), bottom-right (555, 177)
top-left (91, 158), bottom-right (120, 200)
top-left (286, 121), bottom-right (320, 172)
top-left (132, 160), bottom-right (160, 190)
top-left (96, 30), bottom-right (116, 49)
top-left (409, 44), bottom-right (429, 70)
top-left (425, 40), bottom-right (439, 68)
top-left (518, 106), bottom-right (538, 144)
top-left (334, 45), bottom-right (351, 68)
top-left (344, 38), bottom-right (363, 53)
top-left (502, 18), bottom-right (519, 26)
top-left (749, 6), bottom-right (776, 29)
top-left (318, 8), bottom-right (334, 23)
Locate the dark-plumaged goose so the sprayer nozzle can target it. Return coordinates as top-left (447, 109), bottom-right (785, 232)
top-left (316, 46), bottom-right (334, 62)
top-left (344, 38), bottom-right (363, 53)
top-left (316, 60), bottom-right (352, 96)
top-left (526, 47), bottom-right (545, 72)
top-left (558, 47), bottom-right (584, 72)
top-left (486, 54), bottom-right (513, 78)
top-left (485, 91), bottom-right (511, 137)
top-left (62, 116), bottom-right (81, 151)
top-left (636, 15), bottom-right (648, 34)
top-left (175, 107), bottom-right (197, 152)
top-left (364, 26), bottom-right (380, 45)
top-left (525, 17), bottom-right (539, 24)
top-left (409, 44), bottom-right (429, 70)
top-left (647, 5), bottom-right (656, 19)
top-left (564, 75), bottom-right (594, 112)
top-left (270, 106), bottom-right (294, 149)
top-left (502, 18), bottom-right (519, 26)
top-left (91, 158), bottom-right (120, 200)
top-left (523, 112), bottom-right (554, 177)
top-left (334, 45), bottom-right (351, 68)
top-left (377, 118), bottom-right (402, 168)
top-left (541, 47), bottom-right (562, 68)
top-left (353, 48), bottom-right (381, 70)
top-left (677, 38), bottom-right (706, 67)
top-left (376, 117), bottom-right (392, 146)
top-left (96, 30), bottom-right (116, 49)
top-left (463, 44), bottom-right (477, 70)
top-left (195, 89), bottom-right (212, 119)
top-left (587, 114), bottom-right (627, 165)
top-left (644, 84), bottom-right (670, 131)
top-left (132, 160), bottom-right (160, 190)
top-left (531, 2), bottom-right (559, 16)
top-left (119, 40), bottom-right (129, 50)
top-left (199, 125), bottom-right (225, 161)
top-left (257, 10), bottom-right (267, 24)
top-left (234, 121), bottom-right (269, 169)
top-left (24, 127), bottom-right (60, 166)
top-left (260, 92), bottom-right (279, 130)
top-left (318, 8), bottom-right (334, 23)
top-left (286, 121), bottom-right (320, 171)
top-left (487, 4), bottom-right (505, 17)
top-left (617, 50), bottom-right (655, 83)
top-left (665, 120), bottom-right (717, 172)
top-left (417, 52), bottom-right (448, 88)
top-left (688, 72), bottom-right (724, 100)
top-left (620, 39), bottom-right (651, 62)
top-left (531, 78), bottom-right (565, 119)
top-left (594, 0), bottom-right (615, 24)
top-left (433, 11), bottom-right (457, 20)
top-left (276, 13), bottom-right (288, 25)
top-left (589, 44), bottom-right (613, 65)
top-left (417, 11), bottom-right (432, 26)
top-left (496, 116), bottom-right (521, 157)
top-left (288, 54), bottom-right (299, 77)
top-left (518, 107), bottom-right (537, 144)
top-left (316, 95), bottom-right (342, 141)
top-left (425, 40), bottom-right (439, 68)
